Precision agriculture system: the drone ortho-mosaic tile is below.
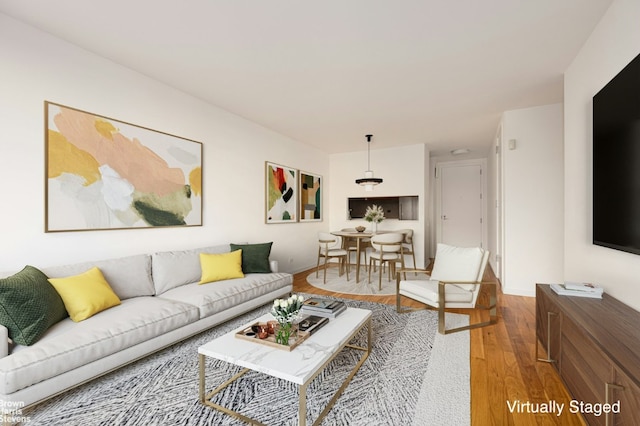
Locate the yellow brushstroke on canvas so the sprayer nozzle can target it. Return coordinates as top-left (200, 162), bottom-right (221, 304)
top-left (47, 130), bottom-right (100, 185)
top-left (189, 167), bottom-right (202, 196)
top-left (94, 119), bottom-right (117, 140)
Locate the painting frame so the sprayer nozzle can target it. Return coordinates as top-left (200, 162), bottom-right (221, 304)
top-left (299, 170), bottom-right (322, 222)
top-left (265, 161), bottom-right (298, 223)
top-left (45, 101), bottom-right (203, 232)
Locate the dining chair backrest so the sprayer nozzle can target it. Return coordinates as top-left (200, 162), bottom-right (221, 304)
top-left (318, 232), bottom-right (341, 250)
top-left (371, 232), bottom-right (404, 253)
top-left (400, 229), bottom-right (413, 244)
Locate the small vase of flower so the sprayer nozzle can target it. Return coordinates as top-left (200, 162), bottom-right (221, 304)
top-left (364, 204), bottom-right (385, 233)
top-left (270, 294), bottom-right (304, 346)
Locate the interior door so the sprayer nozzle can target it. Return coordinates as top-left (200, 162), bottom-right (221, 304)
top-left (439, 162), bottom-right (484, 248)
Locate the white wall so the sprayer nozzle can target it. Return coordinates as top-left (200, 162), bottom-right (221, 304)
top-left (0, 14), bottom-right (328, 274)
top-left (564, 0), bottom-right (640, 310)
top-left (486, 127), bottom-right (501, 278)
top-left (501, 104), bottom-right (564, 296)
top-left (329, 144), bottom-right (429, 268)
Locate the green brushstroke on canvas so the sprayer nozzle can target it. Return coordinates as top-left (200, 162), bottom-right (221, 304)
top-left (132, 185), bottom-right (192, 226)
top-left (132, 201), bottom-right (186, 226)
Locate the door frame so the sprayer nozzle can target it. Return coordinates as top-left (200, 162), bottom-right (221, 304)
top-left (495, 127), bottom-right (504, 281)
top-left (433, 158), bottom-right (488, 252)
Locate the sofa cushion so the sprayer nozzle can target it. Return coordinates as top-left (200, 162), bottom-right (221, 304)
top-left (199, 251), bottom-right (244, 284)
top-left (41, 254), bottom-right (154, 300)
top-left (0, 297), bottom-right (199, 395)
top-left (159, 272), bottom-right (293, 319)
top-left (48, 267), bottom-right (122, 322)
top-left (230, 242), bottom-right (273, 273)
top-left (0, 266), bottom-right (68, 346)
top-left (152, 244), bottom-right (230, 295)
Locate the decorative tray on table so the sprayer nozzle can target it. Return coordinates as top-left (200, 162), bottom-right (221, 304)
top-left (234, 322), bottom-right (310, 351)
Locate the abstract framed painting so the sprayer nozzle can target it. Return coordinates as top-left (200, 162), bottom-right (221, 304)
top-left (299, 170), bottom-right (322, 221)
top-left (265, 161), bottom-right (297, 223)
top-left (45, 102), bottom-right (203, 232)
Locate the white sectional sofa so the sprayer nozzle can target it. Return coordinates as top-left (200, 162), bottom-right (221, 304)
top-left (0, 244), bottom-right (293, 409)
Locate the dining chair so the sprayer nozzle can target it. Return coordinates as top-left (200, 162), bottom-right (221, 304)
top-left (368, 232), bottom-right (404, 291)
top-left (397, 228), bottom-right (417, 276)
top-left (396, 243), bottom-right (497, 334)
top-left (316, 232), bottom-right (350, 284)
top-left (341, 228), bottom-right (370, 272)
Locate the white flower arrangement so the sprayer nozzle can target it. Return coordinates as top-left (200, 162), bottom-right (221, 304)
top-left (270, 294), bottom-right (304, 324)
top-left (364, 204), bottom-right (385, 223)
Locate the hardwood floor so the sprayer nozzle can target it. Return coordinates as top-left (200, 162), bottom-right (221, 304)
top-left (293, 265), bottom-right (586, 425)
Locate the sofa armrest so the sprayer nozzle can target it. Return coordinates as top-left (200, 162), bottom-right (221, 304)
top-left (0, 324), bottom-right (8, 358)
top-left (270, 260), bottom-right (279, 273)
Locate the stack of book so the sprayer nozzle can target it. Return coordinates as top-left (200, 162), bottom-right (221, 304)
top-left (550, 282), bottom-right (604, 299)
top-left (297, 315), bottom-right (329, 335)
top-left (300, 298), bottom-right (347, 318)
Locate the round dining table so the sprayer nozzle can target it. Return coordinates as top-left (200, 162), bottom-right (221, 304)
top-left (330, 230), bottom-right (375, 283)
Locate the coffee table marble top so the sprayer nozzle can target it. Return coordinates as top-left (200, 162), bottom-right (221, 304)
top-left (198, 307), bottom-right (371, 385)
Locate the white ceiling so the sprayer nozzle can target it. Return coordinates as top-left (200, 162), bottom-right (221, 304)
top-left (0, 0), bottom-right (612, 155)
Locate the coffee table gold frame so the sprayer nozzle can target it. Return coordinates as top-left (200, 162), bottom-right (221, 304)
top-left (199, 317), bottom-right (371, 426)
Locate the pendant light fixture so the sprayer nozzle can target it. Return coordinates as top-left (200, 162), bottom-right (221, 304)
top-left (355, 134), bottom-right (383, 191)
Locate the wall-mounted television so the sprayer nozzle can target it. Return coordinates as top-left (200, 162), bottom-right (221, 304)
top-left (593, 51), bottom-right (640, 255)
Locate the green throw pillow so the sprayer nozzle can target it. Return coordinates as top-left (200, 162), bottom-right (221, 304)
top-left (0, 265), bottom-right (68, 345)
top-left (229, 242), bottom-right (273, 273)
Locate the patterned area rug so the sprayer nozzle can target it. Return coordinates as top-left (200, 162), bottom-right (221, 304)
top-left (307, 267), bottom-right (431, 296)
top-left (25, 296), bottom-right (470, 425)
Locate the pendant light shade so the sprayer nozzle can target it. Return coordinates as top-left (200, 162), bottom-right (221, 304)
top-left (355, 134), bottom-right (383, 191)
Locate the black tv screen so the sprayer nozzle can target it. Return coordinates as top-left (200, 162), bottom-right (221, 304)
top-left (593, 52), bottom-right (640, 255)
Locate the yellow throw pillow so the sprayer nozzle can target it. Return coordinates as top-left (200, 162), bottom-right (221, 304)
top-left (48, 267), bottom-right (121, 322)
top-left (199, 250), bottom-right (244, 284)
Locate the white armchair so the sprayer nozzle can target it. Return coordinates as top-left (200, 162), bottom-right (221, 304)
top-left (396, 243), bottom-right (497, 334)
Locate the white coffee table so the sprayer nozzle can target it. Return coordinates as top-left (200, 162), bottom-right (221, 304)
top-left (198, 307), bottom-right (372, 426)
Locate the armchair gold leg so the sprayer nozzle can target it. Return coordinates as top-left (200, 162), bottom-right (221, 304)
top-left (438, 283), bottom-right (498, 335)
top-left (396, 296), bottom-right (427, 314)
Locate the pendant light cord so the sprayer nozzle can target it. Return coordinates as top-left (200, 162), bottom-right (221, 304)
top-left (366, 134), bottom-right (373, 171)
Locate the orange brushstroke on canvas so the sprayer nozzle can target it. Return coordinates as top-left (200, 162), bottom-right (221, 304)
top-left (53, 107), bottom-right (185, 196)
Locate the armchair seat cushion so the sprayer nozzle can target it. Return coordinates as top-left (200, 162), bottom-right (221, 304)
top-left (399, 279), bottom-right (475, 306)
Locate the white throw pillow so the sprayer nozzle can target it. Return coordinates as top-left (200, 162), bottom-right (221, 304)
top-left (429, 244), bottom-right (483, 291)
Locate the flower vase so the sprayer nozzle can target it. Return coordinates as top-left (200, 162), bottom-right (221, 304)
top-left (275, 321), bottom-right (297, 346)
top-left (372, 221), bottom-right (377, 234)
